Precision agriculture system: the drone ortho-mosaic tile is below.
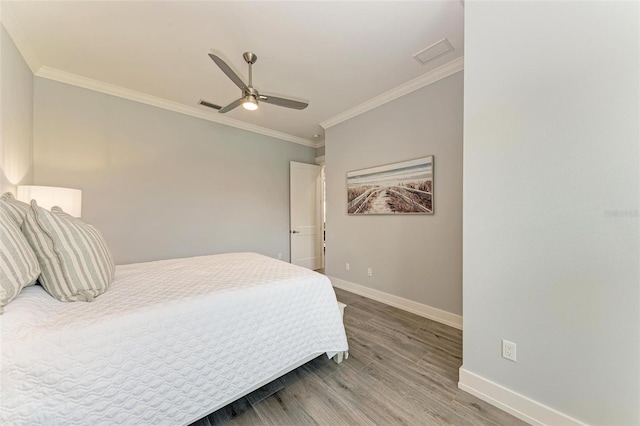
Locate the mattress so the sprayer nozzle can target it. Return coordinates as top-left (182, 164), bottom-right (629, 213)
top-left (0, 252), bottom-right (348, 425)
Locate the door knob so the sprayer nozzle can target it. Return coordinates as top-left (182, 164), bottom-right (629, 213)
top-left (291, 230), bottom-right (300, 234)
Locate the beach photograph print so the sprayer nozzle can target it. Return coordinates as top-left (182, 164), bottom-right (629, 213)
top-left (347, 156), bottom-right (434, 215)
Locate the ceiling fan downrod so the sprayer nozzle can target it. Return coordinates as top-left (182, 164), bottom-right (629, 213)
top-left (243, 52), bottom-right (257, 87)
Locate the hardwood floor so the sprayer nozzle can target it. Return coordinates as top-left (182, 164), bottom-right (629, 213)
top-left (190, 288), bottom-right (527, 426)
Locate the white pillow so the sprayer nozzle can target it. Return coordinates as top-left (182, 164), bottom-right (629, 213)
top-left (22, 201), bottom-right (114, 302)
top-left (0, 205), bottom-right (41, 313)
top-left (0, 192), bottom-right (29, 227)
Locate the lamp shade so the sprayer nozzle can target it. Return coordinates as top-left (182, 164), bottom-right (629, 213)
top-left (17, 185), bottom-right (83, 217)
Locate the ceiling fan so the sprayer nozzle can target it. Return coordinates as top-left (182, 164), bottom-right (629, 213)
top-left (200, 52), bottom-right (309, 113)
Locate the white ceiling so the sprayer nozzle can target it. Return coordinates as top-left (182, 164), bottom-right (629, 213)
top-left (3, 1), bottom-right (464, 145)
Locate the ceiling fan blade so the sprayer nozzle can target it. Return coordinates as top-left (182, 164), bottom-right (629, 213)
top-left (258, 94), bottom-right (308, 110)
top-left (208, 54), bottom-right (247, 91)
top-left (199, 100), bottom-right (222, 110)
top-left (218, 98), bottom-right (243, 113)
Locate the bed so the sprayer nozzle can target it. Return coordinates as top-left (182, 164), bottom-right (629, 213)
top-left (0, 252), bottom-right (348, 425)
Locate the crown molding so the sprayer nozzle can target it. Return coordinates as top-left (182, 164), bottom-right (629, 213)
top-left (1, 4), bottom-right (42, 74)
top-left (35, 66), bottom-right (316, 147)
top-left (320, 56), bottom-right (464, 130)
top-left (1, 4), bottom-right (314, 147)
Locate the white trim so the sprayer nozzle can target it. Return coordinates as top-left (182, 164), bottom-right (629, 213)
top-left (33, 66), bottom-right (319, 148)
top-left (319, 56), bottom-right (464, 130)
top-left (458, 368), bottom-right (587, 426)
top-left (329, 276), bottom-right (462, 330)
top-left (314, 155), bottom-right (325, 166)
top-left (1, 4), bottom-right (42, 74)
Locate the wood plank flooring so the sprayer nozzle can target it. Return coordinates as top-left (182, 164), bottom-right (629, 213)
top-left (190, 288), bottom-right (527, 426)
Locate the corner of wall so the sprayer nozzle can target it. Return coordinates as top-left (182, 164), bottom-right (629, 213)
top-left (0, 22), bottom-right (34, 194)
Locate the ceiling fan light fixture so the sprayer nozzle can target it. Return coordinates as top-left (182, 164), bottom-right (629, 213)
top-left (242, 94), bottom-right (258, 111)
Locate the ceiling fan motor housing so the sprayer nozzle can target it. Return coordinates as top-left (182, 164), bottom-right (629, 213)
top-left (245, 86), bottom-right (259, 98)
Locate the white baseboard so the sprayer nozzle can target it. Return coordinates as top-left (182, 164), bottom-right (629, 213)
top-left (458, 367), bottom-right (586, 426)
top-left (328, 276), bottom-right (462, 330)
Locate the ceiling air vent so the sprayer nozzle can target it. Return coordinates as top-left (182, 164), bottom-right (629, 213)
top-left (199, 100), bottom-right (222, 110)
top-left (413, 39), bottom-right (454, 65)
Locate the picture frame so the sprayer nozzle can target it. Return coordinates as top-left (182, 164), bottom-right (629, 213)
top-left (347, 156), bottom-right (434, 215)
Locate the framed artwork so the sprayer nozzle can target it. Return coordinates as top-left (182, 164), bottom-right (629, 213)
top-left (347, 156), bottom-right (434, 215)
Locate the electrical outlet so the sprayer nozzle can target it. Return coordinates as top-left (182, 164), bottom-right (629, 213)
top-left (345, 263), bottom-right (350, 271)
top-left (367, 268), bottom-right (372, 277)
top-left (502, 340), bottom-right (517, 362)
top-left (277, 253), bottom-right (282, 260)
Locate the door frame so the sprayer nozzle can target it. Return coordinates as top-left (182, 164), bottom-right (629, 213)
top-left (315, 155), bottom-right (326, 269)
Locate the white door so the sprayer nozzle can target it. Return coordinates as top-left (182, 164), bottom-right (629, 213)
top-left (290, 161), bottom-right (323, 269)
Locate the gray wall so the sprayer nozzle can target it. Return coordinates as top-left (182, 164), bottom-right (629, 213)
top-left (325, 72), bottom-right (463, 315)
top-left (0, 25), bottom-right (34, 194)
top-left (463, 2), bottom-right (639, 424)
top-left (33, 78), bottom-right (316, 264)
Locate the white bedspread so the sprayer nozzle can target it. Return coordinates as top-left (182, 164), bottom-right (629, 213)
top-left (0, 252), bottom-right (348, 425)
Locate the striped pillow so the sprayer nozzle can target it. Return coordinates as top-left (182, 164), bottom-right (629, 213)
top-left (0, 205), bottom-right (41, 313)
top-left (0, 192), bottom-right (29, 227)
top-left (22, 201), bottom-right (114, 302)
